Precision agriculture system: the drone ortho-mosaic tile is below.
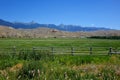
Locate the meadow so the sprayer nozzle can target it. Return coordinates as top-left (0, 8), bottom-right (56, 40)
top-left (0, 38), bottom-right (120, 48)
top-left (0, 38), bottom-right (120, 80)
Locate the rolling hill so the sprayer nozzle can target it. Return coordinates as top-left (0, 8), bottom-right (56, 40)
top-left (0, 25), bottom-right (119, 38)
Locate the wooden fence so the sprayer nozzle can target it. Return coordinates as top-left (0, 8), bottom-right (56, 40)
top-left (0, 47), bottom-right (120, 55)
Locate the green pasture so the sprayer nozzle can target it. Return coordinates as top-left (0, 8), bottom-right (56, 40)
top-left (0, 38), bottom-right (120, 80)
top-left (0, 38), bottom-right (120, 48)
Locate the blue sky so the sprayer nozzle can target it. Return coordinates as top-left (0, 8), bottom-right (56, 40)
top-left (0, 0), bottom-right (120, 29)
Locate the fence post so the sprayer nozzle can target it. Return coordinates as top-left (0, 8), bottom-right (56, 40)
top-left (108, 47), bottom-right (112, 55)
top-left (90, 47), bottom-right (92, 55)
top-left (13, 46), bottom-right (16, 53)
top-left (12, 46), bottom-right (16, 58)
top-left (33, 47), bottom-right (36, 54)
top-left (71, 47), bottom-right (74, 55)
top-left (51, 47), bottom-right (54, 54)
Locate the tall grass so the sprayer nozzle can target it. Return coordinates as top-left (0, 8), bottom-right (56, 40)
top-left (1, 52), bottom-right (120, 80)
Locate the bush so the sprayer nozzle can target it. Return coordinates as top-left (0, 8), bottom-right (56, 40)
top-left (88, 36), bottom-right (120, 39)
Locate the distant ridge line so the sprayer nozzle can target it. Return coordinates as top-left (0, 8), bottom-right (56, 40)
top-left (0, 19), bottom-right (113, 32)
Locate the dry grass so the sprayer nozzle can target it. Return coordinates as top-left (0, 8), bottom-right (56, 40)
top-left (9, 63), bottom-right (23, 72)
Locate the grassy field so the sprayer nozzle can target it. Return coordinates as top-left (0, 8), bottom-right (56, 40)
top-left (0, 38), bottom-right (120, 80)
top-left (0, 38), bottom-right (120, 48)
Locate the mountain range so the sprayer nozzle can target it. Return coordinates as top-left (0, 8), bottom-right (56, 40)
top-left (0, 19), bottom-right (112, 32)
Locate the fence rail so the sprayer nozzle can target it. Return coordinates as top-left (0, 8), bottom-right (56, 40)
top-left (0, 47), bottom-right (120, 56)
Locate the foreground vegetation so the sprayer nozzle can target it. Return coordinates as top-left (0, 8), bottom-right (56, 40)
top-left (0, 53), bottom-right (120, 80)
top-left (0, 38), bottom-right (120, 80)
